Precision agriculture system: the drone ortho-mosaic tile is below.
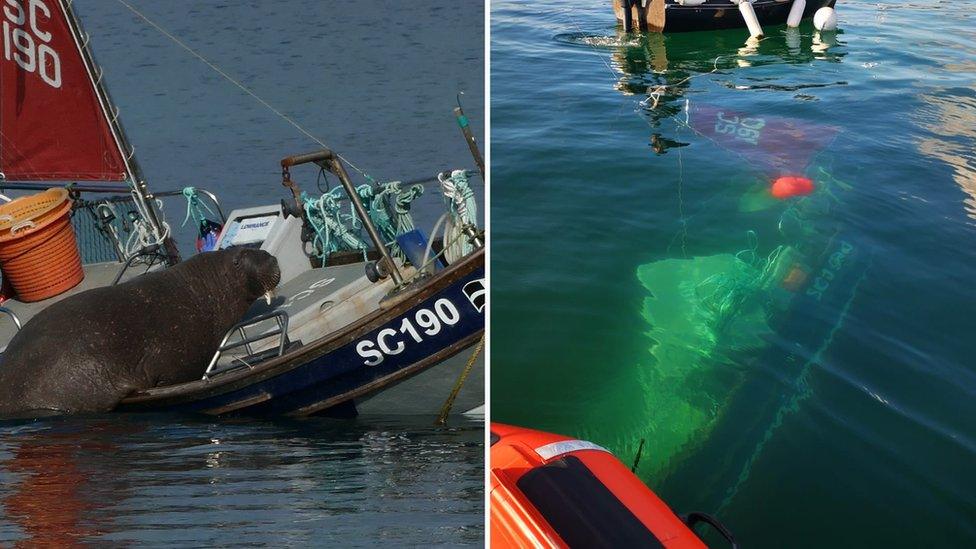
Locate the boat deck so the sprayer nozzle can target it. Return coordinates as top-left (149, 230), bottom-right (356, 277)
top-left (212, 260), bottom-right (406, 365)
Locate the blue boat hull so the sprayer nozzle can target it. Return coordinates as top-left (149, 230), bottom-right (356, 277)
top-left (118, 250), bottom-right (485, 417)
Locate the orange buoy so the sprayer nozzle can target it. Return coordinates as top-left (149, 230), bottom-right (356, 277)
top-left (0, 189), bottom-right (84, 302)
top-left (771, 175), bottom-right (815, 199)
top-left (490, 423), bottom-right (717, 548)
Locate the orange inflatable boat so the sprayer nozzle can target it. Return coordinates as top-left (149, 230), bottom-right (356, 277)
top-left (490, 423), bottom-right (736, 548)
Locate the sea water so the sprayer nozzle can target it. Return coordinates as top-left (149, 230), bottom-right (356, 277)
top-left (491, 1), bottom-right (976, 546)
top-left (0, 415), bottom-right (483, 545)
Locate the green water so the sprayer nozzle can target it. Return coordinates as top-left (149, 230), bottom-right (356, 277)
top-left (491, 1), bottom-right (976, 545)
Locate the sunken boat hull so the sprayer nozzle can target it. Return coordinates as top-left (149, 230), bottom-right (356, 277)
top-left (117, 250), bottom-right (485, 417)
top-left (614, 0), bottom-right (837, 33)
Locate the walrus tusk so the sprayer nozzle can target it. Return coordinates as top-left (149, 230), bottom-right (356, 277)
top-left (264, 291), bottom-right (273, 305)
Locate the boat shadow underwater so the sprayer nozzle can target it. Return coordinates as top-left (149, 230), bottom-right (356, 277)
top-left (551, 15), bottom-right (871, 508)
top-left (627, 140), bottom-right (873, 510)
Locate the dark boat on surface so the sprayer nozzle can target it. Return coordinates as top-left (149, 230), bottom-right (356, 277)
top-left (0, 0), bottom-right (484, 419)
top-left (614, 0), bottom-right (837, 33)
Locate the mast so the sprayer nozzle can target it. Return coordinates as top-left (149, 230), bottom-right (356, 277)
top-left (58, 0), bottom-right (180, 263)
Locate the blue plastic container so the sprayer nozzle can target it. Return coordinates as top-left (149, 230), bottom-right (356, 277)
top-left (396, 229), bottom-right (445, 271)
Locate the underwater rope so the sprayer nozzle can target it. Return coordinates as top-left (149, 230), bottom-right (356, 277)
top-left (717, 265), bottom-right (869, 513)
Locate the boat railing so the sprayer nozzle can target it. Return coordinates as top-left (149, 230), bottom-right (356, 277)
top-left (405, 181), bottom-right (484, 281)
top-left (203, 309), bottom-right (291, 380)
top-left (0, 307), bottom-right (23, 331)
top-left (281, 149), bottom-right (404, 286)
top-left (67, 186), bottom-right (225, 265)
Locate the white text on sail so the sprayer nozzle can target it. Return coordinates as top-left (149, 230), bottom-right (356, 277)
top-left (2, 0), bottom-right (61, 88)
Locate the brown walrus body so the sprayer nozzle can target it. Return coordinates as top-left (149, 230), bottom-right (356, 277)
top-left (0, 248), bottom-right (280, 418)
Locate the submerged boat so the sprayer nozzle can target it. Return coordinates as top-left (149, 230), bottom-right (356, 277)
top-left (490, 423), bottom-right (736, 548)
top-left (0, 1), bottom-right (484, 418)
top-left (614, 0), bottom-right (837, 34)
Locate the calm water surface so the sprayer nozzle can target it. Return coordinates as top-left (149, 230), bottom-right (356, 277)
top-left (0, 415), bottom-right (483, 545)
top-left (492, 1), bottom-right (975, 546)
top-left (1, 0), bottom-right (484, 545)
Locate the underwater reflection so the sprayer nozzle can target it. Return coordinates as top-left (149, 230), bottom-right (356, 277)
top-left (585, 27), bottom-right (849, 153)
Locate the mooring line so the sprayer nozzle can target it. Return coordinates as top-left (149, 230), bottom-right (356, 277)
top-left (436, 334), bottom-right (485, 426)
top-left (115, 0), bottom-right (370, 178)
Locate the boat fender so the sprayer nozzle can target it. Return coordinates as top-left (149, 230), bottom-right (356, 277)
top-left (786, 0), bottom-right (806, 28)
top-left (732, 0), bottom-right (764, 38)
top-left (181, 187), bottom-right (223, 252)
top-left (676, 0), bottom-right (706, 5)
top-left (771, 176), bottom-right (815, 199)
top-left (196, 219), bottom-right (223, 253)
top-left (813, 7), bottom-right (838, 31)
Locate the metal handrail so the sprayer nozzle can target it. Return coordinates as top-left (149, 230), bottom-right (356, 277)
top-left (72, 187), bottom-right (227, 223)
top-left (203, 310), bottom-right (290, 380)
top-left (0, 307), bottom-right (23, 331)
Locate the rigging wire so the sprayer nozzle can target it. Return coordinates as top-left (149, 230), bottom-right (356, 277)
top-left (115, 0), bottom-right (370, 178)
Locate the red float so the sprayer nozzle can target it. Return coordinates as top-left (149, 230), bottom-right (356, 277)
top-left (771, 176), bottom-right (815, 199)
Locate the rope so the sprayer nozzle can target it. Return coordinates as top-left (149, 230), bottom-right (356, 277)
top-left (359, 183), bottom-right (397, 249)
top-left (302, 190), bottom-right (367, 262)
top-left (125, 190), bottom-right (170, 258)
top-left (363, 181), bottom-right (425, 258)
top-left (717, 266), bottom-right (868, 512)
top-left (180, 186), bottom-right (218, 228)
top-left (438, 170), bottom-right (478, 263)
top-left (435, 334), bottom-right (485, 426)
top-left (693, 231), bottom-right (790, 335)
top-left (392, 182), bottom-right (425, 235)
top-left (302, 178), bottom-right (426, 264)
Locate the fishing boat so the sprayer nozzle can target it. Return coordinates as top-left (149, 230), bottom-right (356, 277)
top-left (614, 0), bottom-right (837, 34)
top-left (0, 0), bottom-right (484, 418)
top-left (489, 423), bottom-right (737, 548)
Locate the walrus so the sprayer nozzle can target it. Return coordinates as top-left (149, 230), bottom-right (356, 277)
top-left (0, 248), bottom-right (280, 418)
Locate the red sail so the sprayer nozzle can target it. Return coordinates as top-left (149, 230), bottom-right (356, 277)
top-left (0, 0), bottom-right (129, 182)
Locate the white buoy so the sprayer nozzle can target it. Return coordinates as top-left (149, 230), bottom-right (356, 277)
top-left (786, 0), bottom-right (806, 28)
top-left (734, 0), bottom-right (764, 39)
top-left (813, 6), bottom-right (838, 31)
